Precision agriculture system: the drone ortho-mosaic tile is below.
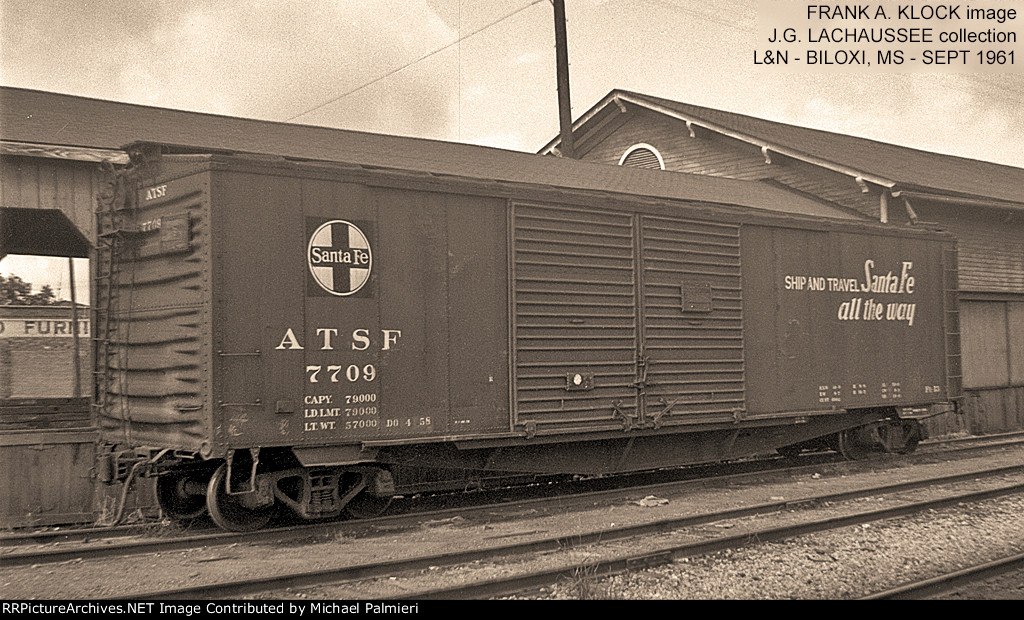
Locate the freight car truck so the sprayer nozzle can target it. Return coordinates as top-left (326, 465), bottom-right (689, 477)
top-left (95, 143), bottom-right (960, 530)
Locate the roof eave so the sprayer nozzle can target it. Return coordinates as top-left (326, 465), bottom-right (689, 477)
top-left (542, 90), bottom-right (899, 190)
top-left (892, 189), bottom-right (1024, 212)
top-left (538, 91), bottom-right (628, 155)
top-left (1, 140), bottom-right (129, 165)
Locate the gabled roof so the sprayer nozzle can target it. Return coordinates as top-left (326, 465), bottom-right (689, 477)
top-left (0, 86), bottom-right (859, 220)
top-left (542, 89), bottom-right (1024, 210)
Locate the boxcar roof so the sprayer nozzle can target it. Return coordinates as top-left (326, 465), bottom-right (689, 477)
top-left (1, 87), bottom-right (859, 220)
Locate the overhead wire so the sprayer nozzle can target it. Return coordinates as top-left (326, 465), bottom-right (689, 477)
top-left (280, 0), bottom-right (1020, 163)
top-left (285, 0), bottom-right (547, 122)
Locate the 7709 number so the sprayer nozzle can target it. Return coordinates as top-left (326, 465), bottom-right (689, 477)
top-left (306, 364), bottom-right (376, 383)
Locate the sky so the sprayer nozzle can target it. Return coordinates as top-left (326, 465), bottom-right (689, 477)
top-left (1, 0), bottom-right (1022, 300)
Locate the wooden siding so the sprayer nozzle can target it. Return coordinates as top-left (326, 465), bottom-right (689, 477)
top-left (961, 300), bottom-right (1024, 388)
top-left (0, 155), bottom-right (98, 243)
top-left (960, 386), bottom-right (1024, 434)
top-left (0, 398), bottom-right (96, 527)
top-left (0, 428), bottom-right (96, 527)
top-left (961, 301), bottom-right (1010, 388)
top-left (578, 109), bottom-right (879, 220)
top-left (1012, 302), bottom-right (1024, 384)
top-left (581, 109), bottom-right (775, 179)
top-left (916, 205), bottom-right (1024, 294)
top-left (621, 146), bottom-right (663, 169)
top-left (0, 155), bottom-right (101, 525)
top-left (916, 204), bottom-right (1022, 437)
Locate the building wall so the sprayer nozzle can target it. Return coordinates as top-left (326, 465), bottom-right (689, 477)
top-left (8, 345), bottom-right (91, 398)
top-left (0, 307), bottom-right (91, 398)
top-left (1, 305), bottom-right (96, 527)
top-left (1, 151), bottom-right (146, 527)
top-left (919, 204), bottom-right (1024, 434)
top-left (919, 206), bottom-right (1024, 295)
top-left (960, 301), bottom-right (1024, 388)
top-left (0, 425), bottom-right (97, 527)
top-left (0, 154), bottom-right (98, 243)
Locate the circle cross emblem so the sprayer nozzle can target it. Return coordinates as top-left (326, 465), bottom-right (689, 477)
top-left (307, 220), bottom-right (372, 296)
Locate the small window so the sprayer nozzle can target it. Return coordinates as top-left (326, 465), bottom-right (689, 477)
top-left (618, 143), bottom-right (665, 170)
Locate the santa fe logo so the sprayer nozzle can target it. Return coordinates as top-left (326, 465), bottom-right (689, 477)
top-left (307, 220), bottom-right (372, 296)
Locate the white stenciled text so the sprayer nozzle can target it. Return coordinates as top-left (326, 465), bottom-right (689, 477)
top-left (784, 259), bottom-right (919, 326)
top-left (274, 328), bottom-right (402, 351)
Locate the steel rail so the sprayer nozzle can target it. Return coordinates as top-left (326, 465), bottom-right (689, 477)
top-left (404, 483), bottom-right (1024, 600)
top-left (2, 452), bottom-right (833, 548)
top-left (860, 551), bottom-right (1024, 600)
top-left (3, 440), bottom-right (1021, 567)
top-left (4, 432), bottom-right (1019, 553)
top-left (121, 471), bottom-right (1024, 600)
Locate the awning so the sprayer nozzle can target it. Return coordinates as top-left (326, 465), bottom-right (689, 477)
top-left (0, 207), bottom-right (91, 259)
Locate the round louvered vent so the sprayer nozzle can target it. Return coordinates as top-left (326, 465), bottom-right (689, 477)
top-left (618, 144), bottom-right (665, 170)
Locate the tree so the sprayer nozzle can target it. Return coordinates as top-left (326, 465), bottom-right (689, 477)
top-left (31, 284), bottom-right (57, 305)
top-left (0, 275), bottom-right (60, 305)
top-left (0, 274), bottom-right (31, 304)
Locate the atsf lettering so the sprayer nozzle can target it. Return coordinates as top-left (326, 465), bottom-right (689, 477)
top-left (144, 185), bottom-right (167, 201)
top-left (275, 328), bottom-right (402, 350)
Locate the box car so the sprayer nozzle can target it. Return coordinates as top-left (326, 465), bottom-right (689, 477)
top-left (95, 144), bottom-right (960, 530)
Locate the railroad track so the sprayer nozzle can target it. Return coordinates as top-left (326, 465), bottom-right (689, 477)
top-left (4, 430), bottom-right (1020, 556)
top-left (87, 462), bottom-right (1024, 599)
top-left (3, 439), bottom-right (1020, 599)
top-left (410, 487), bottom-right (1024, 600)
top-left (2, 430), bottom-right (1015, 569)
top-left (291, 473), bottom-right (1024, 600)
top-left (861, 551), bottom-right (1024, 600)
top-left (2, 449), bottom-right (844, 549)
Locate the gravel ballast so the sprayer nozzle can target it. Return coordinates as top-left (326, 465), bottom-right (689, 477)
top-left (537, 494), bottom-right (1024, 599)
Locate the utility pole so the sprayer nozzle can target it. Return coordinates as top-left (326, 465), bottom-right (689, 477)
top-left (553, 0), bottom-right (575, 159)
top-left (68, 257), bottom-right (81, 398)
